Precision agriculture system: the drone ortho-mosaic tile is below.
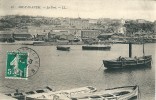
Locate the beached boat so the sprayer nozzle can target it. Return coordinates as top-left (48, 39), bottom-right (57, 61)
top-left (71, 85), bottom-right (139, 100)
top-left (82, 45), bottom-right (111, 51)
top-left (5, 86), bottom-right (53, 100)
top-left (57, 46), bottom-right (70, 51)
top-left (103, 43), bottom-right (152, 69)
top-left (26, 86), bottom-right (97, 100)
top-left (0, 93), bottom-right (17, 100)
top-left (26, 86), bottom-right (139, 100)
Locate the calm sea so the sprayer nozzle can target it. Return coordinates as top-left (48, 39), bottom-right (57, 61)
top-left (0, 43), bottom-right (155, 100)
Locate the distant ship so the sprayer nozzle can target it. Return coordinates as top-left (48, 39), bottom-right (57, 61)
top-left (82, 45), bottom-right (111, 51)
top-left (57, 46), bottom-right (70, 51)
top-left (103, 43), bottom-right (152, 69)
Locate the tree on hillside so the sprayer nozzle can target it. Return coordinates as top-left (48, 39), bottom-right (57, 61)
top-left (124, 21), bottom-right (154, 35)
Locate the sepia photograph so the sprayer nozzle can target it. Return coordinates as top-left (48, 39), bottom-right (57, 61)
top-left (0, 0), bottom-right (155, 99)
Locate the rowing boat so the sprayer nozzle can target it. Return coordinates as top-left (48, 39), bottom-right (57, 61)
top-left (71, 85), bottom-right (139, 100)
top-left (26, 86), bottom-right (97, 100)
top-left (26, 86), bottom-right (139, 100)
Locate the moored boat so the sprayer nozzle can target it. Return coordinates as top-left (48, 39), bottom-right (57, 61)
top-left (5, 86), bottom-right (53, 100)
top-left (82, 45), bottom-right (111, 51)
top-left (71, 85), bottom-right (139, 100)
top-left (103, 43), bottom-right (152, 69)
top-left (26, 86), bottom-right (139, 100)
top-left (103, 55), bottom-right (152, 69)
top-left (0, 93), bottom-right (17, 100)
top-left (57, 46), bottom-right (70, 51)
top-left (26, 86), bottom-right (97, 100)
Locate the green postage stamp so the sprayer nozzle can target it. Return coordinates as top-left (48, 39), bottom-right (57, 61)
top-left (6, 51), bottom-right (28, 79)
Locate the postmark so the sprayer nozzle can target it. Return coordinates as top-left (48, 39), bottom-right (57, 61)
top-left (6, 51), bottom-right (28, 79)
top-left (17, 47), bottom-right (40, 78)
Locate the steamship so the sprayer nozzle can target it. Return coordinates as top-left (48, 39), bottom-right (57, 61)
top-left (103, 43), bottom-right (152, 69)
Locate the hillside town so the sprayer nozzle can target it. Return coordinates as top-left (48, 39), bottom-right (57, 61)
top-left (0, 15), bottom-right (156, 45)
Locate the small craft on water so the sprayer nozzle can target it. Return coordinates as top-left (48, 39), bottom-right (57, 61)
top-left (26, 86), bottom-right (97, 100)
top-left (26, 85), bottom-right (139, 100)
top-left (103, 43), bottom-right (152, 69)
top-left (5, 86), bottom-right (53, 100)
top-left (71, 85), bottom-right (139, 100)
top-left (57, 46), bottom-right (70, 51)
top-left (82, 45), bottom-right (111, 51)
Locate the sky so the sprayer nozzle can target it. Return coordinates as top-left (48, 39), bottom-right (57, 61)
top-left (0, 0), bottom-right (156, 21)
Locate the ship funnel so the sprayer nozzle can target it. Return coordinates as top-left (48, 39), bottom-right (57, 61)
top-left (129, 43), bottom-right (132, 58)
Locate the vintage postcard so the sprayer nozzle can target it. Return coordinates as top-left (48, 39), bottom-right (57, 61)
top-left (0, 0), bottom-right (155, 100)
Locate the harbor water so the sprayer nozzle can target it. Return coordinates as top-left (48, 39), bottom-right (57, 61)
top-left (0, 43), bottom-right (155, 100)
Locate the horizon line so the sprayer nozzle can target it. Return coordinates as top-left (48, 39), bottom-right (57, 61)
top-left (1, 14), bottom-right (155, 22)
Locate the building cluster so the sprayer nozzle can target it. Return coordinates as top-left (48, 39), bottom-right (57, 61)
top-left (0, 15), bottom-right (156, 43)
top-left (0, 29), bottom-right (102, 43)
top-left (0, 31), bottom-right (32, 42)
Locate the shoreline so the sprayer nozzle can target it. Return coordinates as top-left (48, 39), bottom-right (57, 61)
top-left (0, 41), bottom-right (155, 46)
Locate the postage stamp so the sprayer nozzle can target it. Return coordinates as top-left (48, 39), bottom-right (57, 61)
top-left (5, 51), bottom-right (28, 79)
